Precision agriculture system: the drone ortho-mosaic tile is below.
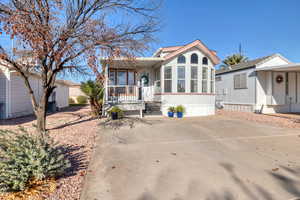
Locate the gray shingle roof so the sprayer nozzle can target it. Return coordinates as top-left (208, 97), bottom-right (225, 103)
top-left (216, 54), bottom-right (277, 75)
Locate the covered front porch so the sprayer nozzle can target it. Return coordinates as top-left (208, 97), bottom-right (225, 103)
top-left (256, 63), bottom-right (300, 113)
top-left (101, 57), bottom-right (163, 115)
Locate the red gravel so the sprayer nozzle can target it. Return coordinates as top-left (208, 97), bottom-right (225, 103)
top-left (217, 110), bottom-right (300, 129)
top-left (0, 106), bottom-right (99, 200)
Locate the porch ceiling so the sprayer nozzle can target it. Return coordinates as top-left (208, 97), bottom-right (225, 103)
top-left (101, 57), bottom-right (164, 68)
top-left (256, 63), bottom-right (300, 72)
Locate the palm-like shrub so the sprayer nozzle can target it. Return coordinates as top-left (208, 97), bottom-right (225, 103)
top-left (80, 80), bottom-right (104, 117)
top-left (0, 128), bottom-right (70, 192)
top-left (221, 54), bottom-right (248, 69)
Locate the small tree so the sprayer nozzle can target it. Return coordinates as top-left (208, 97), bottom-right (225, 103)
top-left (0, 0), bottom-right (160, 132)
top-left (80, 80), bottom-right (104, 117)
top-left (220, 53), bottom-right (248, 69)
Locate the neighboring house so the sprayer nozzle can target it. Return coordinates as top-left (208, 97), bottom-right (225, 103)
top-left (216, 53), bottom-right (300, 113)
top-left (66, 81), bottom-right (86, 103)
top-left (101, 40), bottom-right (220, 117)
top-left (0, 63), bottom-right (69, 119)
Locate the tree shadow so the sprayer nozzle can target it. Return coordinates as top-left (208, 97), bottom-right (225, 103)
top-left (58, 144), bottom-right (88, 179)
top-left (99, 117), bottom-right (161, 130)
top-left (269, 165), bottom-right (300, 198)
top-left (0, 105), bottom-right (89, 127)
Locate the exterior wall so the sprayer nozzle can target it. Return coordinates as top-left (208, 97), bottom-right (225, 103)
top-left (10, 73), bottom-right (37, 118)
top-left (69, 86), bottom-right (86, 102)
top-left (158, 47), bottom-right (216, 116)
top-left (55, 84), bottom-right (69, 108)
top-left (160, 94), bottom-right (215, 117)
top-left (0, 70), bottom-right (7, 119)
top-left (216, 68), bottom-right (256, 112)
top-left (9, 73), bottom-right (69, 118)
top-left (259, 72), bottom-right (300, 114)
top-left (161, 47), bottom-right (215, 94)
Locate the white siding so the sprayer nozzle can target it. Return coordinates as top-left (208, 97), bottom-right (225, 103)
top-left (161, 94), bottom-right (215, 117)
top-left (10, 74), bottom-right (39, 118)
top-left (55, 84), bottom-right (69, 108)
top-left (159, 47), bottom-right (216, 117)
top-left (9, 73), bottom-right (69, 118)
top-left (216, 68), bottom-right (256, 105)
top-left (0, 71), bottom-right (6, 119)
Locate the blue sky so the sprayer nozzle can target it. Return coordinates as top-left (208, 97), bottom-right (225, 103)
top-left (152, 0), bottom-right (300, 63)
top-left (1, 0), bottom-right (300, 82)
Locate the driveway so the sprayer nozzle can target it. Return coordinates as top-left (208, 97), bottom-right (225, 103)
top-left (81, 115), bottom-right (300, 200)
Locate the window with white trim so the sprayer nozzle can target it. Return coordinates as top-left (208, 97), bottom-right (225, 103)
top-left (202, 67), bottom-right (208, 93)
top-left (164, 66), bottom-right (172, 93)
top-left (210, 69), bottom-right (215, 93)
top-left (191, 66), bottom-right (198, 93)
top-left (234, 73), bottom-right (247, 89)
top-left (177, 66), bottom-right (185, 92)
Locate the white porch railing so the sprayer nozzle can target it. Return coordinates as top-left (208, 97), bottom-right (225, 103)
top-left (107, 85), bottom-right (141, 103)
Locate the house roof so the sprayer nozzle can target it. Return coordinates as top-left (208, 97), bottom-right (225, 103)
top-left (216, 54), bottom-right (289, 75)
top-left (256, 63), bottom-right (300, 72)
top-left (162, 40), bottom-right (220, 65)
top-left (100, 57), bottom-right (164, 68)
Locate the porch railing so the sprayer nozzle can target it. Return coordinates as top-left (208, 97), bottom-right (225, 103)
top-left (107, 85), bottom-right (141, 103)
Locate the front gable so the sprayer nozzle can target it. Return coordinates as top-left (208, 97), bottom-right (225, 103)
top-left (163, 40), bottom-right (220, 66)
top-left (163, 47), bottom-right (215, 68)
top-left (256, 54), bottom-right (291, 68)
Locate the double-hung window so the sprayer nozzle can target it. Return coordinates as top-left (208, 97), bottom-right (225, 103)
top-left (177, 66), bottom-right (185, 92)
top-left (234, 73), bottom-right (247, 89)
top-left (210, 69), bottom-right (215, 93)
top-left (164, 66), bottom-right (172, 93)
top-left (191, 66), bottom-right (198, 93)
top-left (155, 68), bottom-right (161, 93)
top-left (202, 67), bottom-right (208, 93)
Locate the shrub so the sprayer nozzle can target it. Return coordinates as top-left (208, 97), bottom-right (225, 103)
top-left (168, 106), bottom-right (176, 113)
top-left (77, 95), bottom-right (87, 104)
top-left (0, 128), bottom-right (71, 192)
top-left (69, 98), bottom-right (75, 104)
top-left (176, 105), bottom-right (185, 113)
top-left (108, 106), bottom-right (124, 118)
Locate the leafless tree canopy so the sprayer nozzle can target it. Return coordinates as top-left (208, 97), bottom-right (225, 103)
top-left (0, 0), bottom-right (160, 131)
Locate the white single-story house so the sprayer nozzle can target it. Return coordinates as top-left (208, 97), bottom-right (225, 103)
top-left (101, 40), bottom-right (220, 117)
top-left (65, 81), bottom-right (86, 103)
top-left (216, 53), bottom-right (300, 113)
top-left (0, 63), bottom-right (69, 119)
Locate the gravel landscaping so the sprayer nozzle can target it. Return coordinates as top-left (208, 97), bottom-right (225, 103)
top-left (217, 109), bottom-right (300, 129)
top-left (0, 106), bottom-right (99, 200)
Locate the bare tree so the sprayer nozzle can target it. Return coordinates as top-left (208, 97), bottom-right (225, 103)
top-left (0, 0), bottom-right (160, 132)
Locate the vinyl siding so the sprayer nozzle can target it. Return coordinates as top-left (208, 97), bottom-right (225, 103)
top-left (0, 71), bottom-right (6, 119)
top-left (10, 73), bottom-right (69, 118)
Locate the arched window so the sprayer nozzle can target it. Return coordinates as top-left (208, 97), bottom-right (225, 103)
top-left (191, 53), bottom-right (198, 64)
top-left (177, 55), bottom-right (186, 64)
top-left (202, 57), bottom-right (208, 65)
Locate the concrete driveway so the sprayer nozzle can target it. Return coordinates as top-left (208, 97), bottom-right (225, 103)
top-left (81, 115), bottom-right (300, 200)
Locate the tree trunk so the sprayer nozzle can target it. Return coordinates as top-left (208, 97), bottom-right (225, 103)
top-left (35, 91), bottom-right (50, 133)
top-left (90, 98), bottom-right (101, 117)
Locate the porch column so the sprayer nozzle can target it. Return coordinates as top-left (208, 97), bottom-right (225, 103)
top-left (266, 71), bottom-right (273, 105)
top-left (104, 63), bottom-right (109, 102)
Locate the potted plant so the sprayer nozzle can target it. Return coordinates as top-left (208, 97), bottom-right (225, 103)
top-left (176, 105), bottom-right (185, 118)
top-left (108, 106), bottom-right (124, 120)
top-left (167, 106), bottom-right (176, 118)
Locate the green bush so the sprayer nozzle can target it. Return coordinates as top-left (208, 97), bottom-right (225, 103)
top-left (0, 128), bottom-right (71, 192)
top-left (168, 106), bottom-right (176, 113)
top-left (77, 95), bottom-right (87, 104)
top-left (69, 98), bottom-right (75, 104)
top-left (176, 105), bottom-right (185, 113)
top-left (108, 106), bottom-right (124, 118)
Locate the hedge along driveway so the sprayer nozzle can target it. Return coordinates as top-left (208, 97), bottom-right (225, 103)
top-left (81, 116), bottom-right (300, 200)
